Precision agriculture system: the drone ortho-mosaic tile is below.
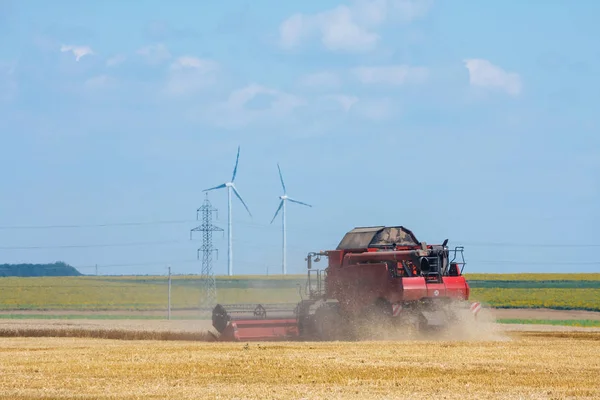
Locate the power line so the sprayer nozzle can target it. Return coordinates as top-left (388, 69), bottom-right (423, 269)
top-left (0, 237), bottom-right (304, 251)
top-left (6, 257), bottom-right (595, 273)
top-left (0, 260), bottom-right (199, 270)
top-left (472, 260), bottom-right (600, 265)
top-left (0, 214), bottom-right (597, 231)
top-left (0, 240), bottom-right (184, 250)
top-left (0, 219), bottom-right (196, 230)
top-left (0, 237), bottom-right (598, 251)
top-left (0, 218), bottom-right (281, 232)
top-left (457, 241), bottom-right (600, 248)
top-left (0, 216), bottom-right (598, 249)
top-left (73, 259), bottom-right (199, 269)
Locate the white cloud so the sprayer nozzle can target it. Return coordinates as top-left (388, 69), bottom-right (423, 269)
top-left (84, 75), bottom-right (115, 90)
top-left (318, 5), bottom-right (379, 52)
top-left (165, 56), bottom-right (219, 96)
top-left (324, 94), bottom-right (359, 112)
top-left (385, 0), bottom-right (431, 22)
top-left (170, 56), bottom-right (218, 71)
top-left (352, 65), bottom-right (428, 85)
top-left (106, 54), bottom-right (126, 67)
top-left (60, 44), bottom-right (94, 61)
top-left (279, 14), bottom-right (311, 49)
top-left (463, 59), bottom-right (522, 96)
top-left (318, 94), bottom-right (396, 120)
top-left (353, 97), bottom-right (395, 120)
top-left (278, 0), bottom-right (430, 52)
top-left (208, 83), bottom-right (305, 128)
top-left (299, 71), bottom-right (342, 88)
top-left (136, 43), bottom-right (171, 64)
top-left (227, 84), bottom-right (303, 110)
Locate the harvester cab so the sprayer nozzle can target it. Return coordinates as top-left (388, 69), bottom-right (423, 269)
top-left (211, 225), bottom-right (478, 342)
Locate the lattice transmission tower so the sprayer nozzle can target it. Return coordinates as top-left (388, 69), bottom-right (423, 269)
top-left (190, 193), bottom-right (223, 310)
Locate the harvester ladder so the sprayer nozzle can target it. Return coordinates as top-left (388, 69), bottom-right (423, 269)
top-left (423, 256), bottom-right (442, 282)
top-left (307, 269), bottom-right (326, 298)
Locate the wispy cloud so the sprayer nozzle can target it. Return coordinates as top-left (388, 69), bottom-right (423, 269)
top-left (106, 54), bottom-right (126, 67)
top-left (207, 83), bottom-right (305, 128)
top-left (352, 65), bottom-right (428, 85)
top-left (165, 56), bottom-right (220, 96)
top-left (136, 43), bottom-right (171, 64)
top-left (299, 71), bottom-right (342, 88)
top-left (60, 44), bottom-right (94, 61)
top-left (353, 97), bottom-right (395, 120)
top-left (84, 75), bottom-right (115, 90)
top-left (317, 93), bottom-right (396, 120)
top-left (278, 0), bottom-right (431, 52)
top-left (463, 59), bottom-right (522, 96)
top-left (170, 56), bottom-right (218, 71)
top-left (324, 94), bottom-right (359, 112)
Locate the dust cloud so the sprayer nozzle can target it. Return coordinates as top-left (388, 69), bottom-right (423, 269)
top-left (435, 303), bottom-right (510, 342)
top-left (349, 302), bottom-right (510, 343)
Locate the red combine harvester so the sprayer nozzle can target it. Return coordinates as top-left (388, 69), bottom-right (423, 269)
top-left (211, 225), bottom-right (480, 341)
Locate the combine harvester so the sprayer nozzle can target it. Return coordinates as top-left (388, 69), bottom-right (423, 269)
top-left (212, 225), bottom-right (481, 341)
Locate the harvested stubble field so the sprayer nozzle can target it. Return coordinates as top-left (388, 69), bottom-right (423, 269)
top-left (0, 330), bottom-right (598, 400)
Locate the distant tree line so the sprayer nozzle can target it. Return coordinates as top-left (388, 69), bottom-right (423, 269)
top-left (0, 261), bottom-right (82, 277)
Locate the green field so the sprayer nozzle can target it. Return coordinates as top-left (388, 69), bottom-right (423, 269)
top-left (0, 274), bottom-right (598, 312)
top-left (496, 319), bottom-right (600, 328)
top-left (463, 273), bottom-right (600, 281)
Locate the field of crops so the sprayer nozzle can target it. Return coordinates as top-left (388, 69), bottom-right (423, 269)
top-left (470, 288), bottom-right (599, 311)
top-left (0, 273), bottom-right (598, 312)
top-left (0, 331), bottom-right (598, 399)
top-left (464, 273), bottom-right (600, 281)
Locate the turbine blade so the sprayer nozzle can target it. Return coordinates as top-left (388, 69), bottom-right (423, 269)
top-left (231, 145), bottom-right (240, 182)
top-left (203, 183), bottom-right (227, 192)
top-left (288, 198), bottom-right (312, 207)
top-left (231, 185), bottom-right (252, 217)
top-left (270, 200), bottom-right (284, 224)
top-left (277, 163), bottom-right (286, 194)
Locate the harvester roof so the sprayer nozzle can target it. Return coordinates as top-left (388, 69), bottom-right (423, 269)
top-left (336, 226), bottom-right (420, 250)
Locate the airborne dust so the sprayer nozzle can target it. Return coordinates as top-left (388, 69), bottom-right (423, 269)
top-left (326, 302), bottom-right (510, 343)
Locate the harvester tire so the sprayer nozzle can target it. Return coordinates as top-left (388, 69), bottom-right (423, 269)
top-left (314, 304), bottom-right (345, 341)
top-left (212, 304), bottom-right (229, 334)
top-left (357, 300), bottom-right (394, 340)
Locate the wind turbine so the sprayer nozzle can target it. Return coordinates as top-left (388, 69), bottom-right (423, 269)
top-left (270, 163), bottom-right (312, 275)
top-left (203, 146), bottom-right (252, 276)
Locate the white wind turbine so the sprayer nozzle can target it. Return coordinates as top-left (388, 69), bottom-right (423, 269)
top-left (270, 163), bottom-right (312, 275)
top-left (203, 146), bottom-right (252, 276)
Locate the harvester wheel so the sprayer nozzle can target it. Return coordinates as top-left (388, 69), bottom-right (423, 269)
top-left (357, 300), bottom-right (394, 340)
top-left (314, 304), bottom-right (345, 341)
top-left (415, 312), bottom-right (429, 333)
top-left (212, 304), bottom-right (230, 334)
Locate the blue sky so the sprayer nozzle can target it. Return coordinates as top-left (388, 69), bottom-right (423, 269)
top-left (0, 0), bottom-right (599, 276)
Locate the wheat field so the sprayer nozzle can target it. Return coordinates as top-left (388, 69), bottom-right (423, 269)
top-left (0, 330), bottom-right (598, 400)
top-left (1, 273), bottom-right (599, 312)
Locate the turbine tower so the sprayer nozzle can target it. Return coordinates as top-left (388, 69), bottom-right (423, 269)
top-left (203, 146), bottom-right (252, 276)
top-left (270, 163), bottom-right (312, 275)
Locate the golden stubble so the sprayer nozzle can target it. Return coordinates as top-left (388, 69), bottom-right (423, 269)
top-left (0, 331), bottom-right (598, 400)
